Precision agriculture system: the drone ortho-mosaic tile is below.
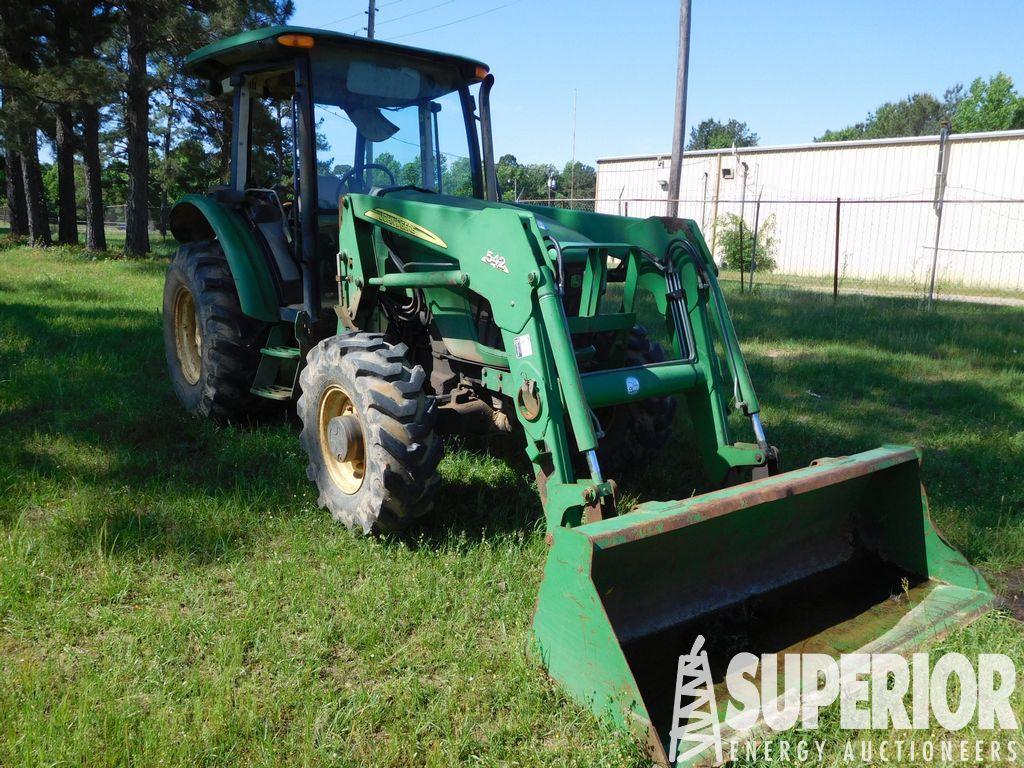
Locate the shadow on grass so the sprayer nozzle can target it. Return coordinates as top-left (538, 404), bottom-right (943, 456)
top-left (3, 277), bottom-right (1021, 567)
top-left (0, 296), bottom-right (301, 561)
top-left (418, 433), bottom-right (546, 544)
top-left (55, 503), bottom-right (252, 565)
top-left (1, 293), bottom-right (545, 559)
top-left (729, 285), bottom-right (1024, 372)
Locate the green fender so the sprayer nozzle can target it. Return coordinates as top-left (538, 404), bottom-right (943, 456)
top-left (169, 193), bottom-right (279, 323)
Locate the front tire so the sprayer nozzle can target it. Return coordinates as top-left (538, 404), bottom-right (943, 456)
top-left (162, 240), bottom-right (273, 421)
top-left (596, 325), bottom-right (678, 475)
top-left (298, 333), bottom-right (443, 534)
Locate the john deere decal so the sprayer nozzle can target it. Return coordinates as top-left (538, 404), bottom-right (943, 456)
top-left (364, 209), bottom-right (448, 249)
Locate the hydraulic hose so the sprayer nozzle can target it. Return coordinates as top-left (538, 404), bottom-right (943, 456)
top-left (672, 238), bottom-right (761, 416)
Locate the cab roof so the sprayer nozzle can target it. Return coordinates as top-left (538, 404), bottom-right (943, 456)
top-left (185, 25), bottom-right (489, 84)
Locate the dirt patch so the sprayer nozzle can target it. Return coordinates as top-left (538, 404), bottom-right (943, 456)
top-left (20, 504), bottom-right (50, 524)
top-left (755, 346), bottom-right (802, 359)
top-left (992, 566), bottom-right (1024, 622)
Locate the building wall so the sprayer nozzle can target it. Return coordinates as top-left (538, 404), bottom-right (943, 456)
top-left (594, 131), bottom-right (1024, 289)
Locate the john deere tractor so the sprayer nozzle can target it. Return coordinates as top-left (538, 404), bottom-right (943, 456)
top-left (164, 27), bottom-right (992, 766)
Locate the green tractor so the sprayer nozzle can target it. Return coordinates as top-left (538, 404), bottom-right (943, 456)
top-left (164, 27), bottom-right (992, 766)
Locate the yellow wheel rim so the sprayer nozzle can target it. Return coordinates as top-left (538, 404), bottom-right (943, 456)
top-left (173, 285), bottom-right (202, 386)
top-left (318, 385), bottom-right (365, 494)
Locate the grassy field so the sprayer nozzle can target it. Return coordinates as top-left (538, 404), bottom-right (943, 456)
top-left (1, 236), bottom-right (1022, 766)
top-left (718, 268), bottom-right (1024, 304)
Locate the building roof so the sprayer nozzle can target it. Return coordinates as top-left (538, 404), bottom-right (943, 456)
top-left (186, 25), bottom-right (489, 83)
top-left (596, 128), bottom-right (1024, 164)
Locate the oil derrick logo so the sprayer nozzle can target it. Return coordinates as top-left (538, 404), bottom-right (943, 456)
top-left (669, 635), bottom-right (724, 764)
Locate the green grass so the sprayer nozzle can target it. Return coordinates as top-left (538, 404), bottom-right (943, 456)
top-left (718, 268), bottom-right (1024, 302)
top-left (1, 239), bottom-right (1022, 766)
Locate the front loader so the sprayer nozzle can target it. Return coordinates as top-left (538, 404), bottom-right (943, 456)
top-left (163, 27), bottom-right (993, 765)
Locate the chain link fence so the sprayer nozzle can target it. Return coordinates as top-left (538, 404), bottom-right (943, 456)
top-left (0, 205), bottom-right (172, 236)
top-left (518, 196), bottom-right (1024, 305)
top-left (5, 196), bottom-right (1022, 305)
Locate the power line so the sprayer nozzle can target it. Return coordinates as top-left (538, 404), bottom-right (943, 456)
top-left (321, 8), bottom-right (368, 27)
top-left (321, 0), bottom-right (410, 29)
top-left (377, 0), bottom-right (458, 27)
top-left (388, 0), bottom-right (522, 40)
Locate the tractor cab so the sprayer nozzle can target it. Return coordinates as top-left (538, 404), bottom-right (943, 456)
top-left (177, 26), bottom-right (494, 318)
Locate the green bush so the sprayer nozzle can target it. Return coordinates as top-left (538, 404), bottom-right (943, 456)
top-left (715, 212), bottom-right (778, 273)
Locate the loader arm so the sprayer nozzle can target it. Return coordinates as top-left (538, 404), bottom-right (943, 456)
top-left (338, 192), bottom-right (771, 529)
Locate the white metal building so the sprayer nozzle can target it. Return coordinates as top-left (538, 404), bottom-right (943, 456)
top-left (594, 130), bottom-right (1024, 290)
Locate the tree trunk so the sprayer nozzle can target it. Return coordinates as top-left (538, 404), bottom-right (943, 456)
top-left (55, 106), bottom-right (79, 245)
top-left (158, 76), bottom-right (176, 238)
top-left (124, 2), bottom-right (150, 256)
top-left (274, 100), bottom-right (285, 179)
top-left (4, 147), bottom-right (28, 237)
top-left (20, 127), bottom-right (51, 246)
top-left (81, 104), bottom-right (106, 251)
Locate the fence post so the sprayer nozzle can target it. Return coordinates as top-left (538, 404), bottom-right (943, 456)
top-left (927, 121), bottom-right (951, 310)
top-left (833, 197), bottom-right (841, 301)
top-left (739, 218), bottom-right (745, 294)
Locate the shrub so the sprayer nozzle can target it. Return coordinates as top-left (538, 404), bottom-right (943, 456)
top-left (715, 212), bottom-right (778, 273)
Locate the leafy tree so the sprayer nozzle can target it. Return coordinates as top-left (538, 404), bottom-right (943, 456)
top-left (816, 93), bottom-right (953, 142)
top-left (250, 96), bottom-right (294, 190)
top-left (686, 118), bottom-right (758, 150)
top-left (491, 155), bottom-right (560, 201)
top-left (441, 156), bottom-right (473, 197)
top-left (556, 160), bottom-right (595, 200)
top-left (399, 160), bottom-right (420, 187)
top-left (951, 73), bottom-right (1024, 133)
top-left (523, 163), bottom-right (558, 200)
top-left (816, 78), bottom-right (1024, 142)
top-left (117, 0), bottom-right (294, 254)
top-left (495, 153), bottom-right (520, 200)
top-left (714, 212), bottom-right (777, 273)
top-left (370, 151), bottom-right (401, 187)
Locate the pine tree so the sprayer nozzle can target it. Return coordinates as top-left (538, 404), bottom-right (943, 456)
top-left (123, 0), bottom-right (150, 255)
top-left (0, 1), bottom-right (52, 245)
top-left (1, 87), bottom-right (29, 237)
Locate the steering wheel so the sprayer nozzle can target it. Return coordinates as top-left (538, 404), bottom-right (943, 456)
top-left (338, 163), bottom-right (396, 192)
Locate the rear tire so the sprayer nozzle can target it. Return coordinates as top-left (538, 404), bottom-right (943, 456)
top-left (596, 325), bottom-right (677, 475)
top-left (297, 332), bottom-right (443, 534)
top-left (162, 240), bottom-right (273, 421)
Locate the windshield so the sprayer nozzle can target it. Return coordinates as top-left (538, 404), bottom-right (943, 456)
top-left (310, 49), bottom-right (478, 207)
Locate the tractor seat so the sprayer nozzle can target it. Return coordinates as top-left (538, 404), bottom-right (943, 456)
top-left (244, 191), bottom-right (302, 300)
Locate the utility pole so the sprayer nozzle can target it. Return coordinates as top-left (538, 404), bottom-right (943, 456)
top-left (365, 0), bottom-right (377, 172)
top-left (927, 120), bottom-right (951, 309)
top-left (666, 0), bottom-right (692, 218)
top-left (570, 89), bottom-right (578, 201)
top-left (737, 159), bottom-right (748, 292)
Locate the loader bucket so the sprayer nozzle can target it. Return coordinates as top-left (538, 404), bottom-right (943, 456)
top-left (532, 445), bottom-right (992, 767)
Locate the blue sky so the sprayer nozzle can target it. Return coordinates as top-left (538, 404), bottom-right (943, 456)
top-left (291, 0), bottom-right (1024, 165)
